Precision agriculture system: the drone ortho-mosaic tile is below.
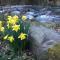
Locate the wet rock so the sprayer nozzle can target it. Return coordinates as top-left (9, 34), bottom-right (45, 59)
top-left (24, 12), bottom-right (34, 20)
top-left (35, 15), bottom-right (60, 22)
top-left (11, 11), bottom-right (20, 16)
top-left (30, 26), bottom-right (60, 60)
top-left (35, 15), bottom-right (53, 22)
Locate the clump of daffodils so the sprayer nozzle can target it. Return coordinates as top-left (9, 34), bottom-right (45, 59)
top-left (7, 15), bottom-right (19, 25)
top-left (0, 15), bottom-right (30, 50)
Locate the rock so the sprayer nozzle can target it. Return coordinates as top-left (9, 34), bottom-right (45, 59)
top-left (11, 11), bottom-right (20, 16)
top-left (25, 12), bottom-right (34, 20)
top-left (25, 15), bottom-right (34, 20)
top-left (35, 15), bottom-right (60, 22)
top-left (30, 26), bottom-right (60, 60)
top-left (56, 29), bottom-right (60, 34)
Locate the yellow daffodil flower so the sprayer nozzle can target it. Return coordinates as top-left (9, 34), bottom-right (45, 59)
top-left (7, 15), bottom-right (18, 25)
top-left (13, 15), bottom-right (19, 21)
top-left (0, 27), bottom-right (4, 32)
top-left (8, 36), bottom-right (14, 43)
top-left (8, 15), bottom-right (18, 24)
top-left (18, 33), bottom-right (27, 40)
top-left (12, 25), bottom-right (20, 32)
top-left (22, 16), bottom-right (27, 22)
top-left (8, 19), bottom-right (17, 25)
top-left (7, 16), bottom-right (12, 21)
top-left (3, 35), bottom-right (8, 40)
top-left (0, 21), bottom-right (2, 27)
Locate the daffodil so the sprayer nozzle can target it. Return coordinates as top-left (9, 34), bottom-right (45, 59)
top-left (18, 33), bottom-right (27, 40)
top-left (3, 35), bottom-right (8, 40)
top-left (0, 27), bottom-right (4, 32)
top-left (8, 19), bottom-right (17, 25)
top-left (12, 25), bottom-right (20, 32)
top-left (7, 15), bottom-right (18, 25)
top-left (13, 15), bottom-right (19, 21)
top-left (8, 36), bottom-right (14, 43)
top-left (7, 16), bottom-right (12, 21)
top-left (22, 16), bottom-right (27, 22)
top-left (0, 21), bottom-right (2, 27)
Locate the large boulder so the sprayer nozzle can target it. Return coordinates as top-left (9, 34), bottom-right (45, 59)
top-left (30, 26), bottom-right (60, 60)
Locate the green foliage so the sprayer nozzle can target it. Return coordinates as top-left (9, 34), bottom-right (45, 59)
top-left (0, 14), bottom-right (4, 21)
top-left (0, 51), bottom-right (25, 60)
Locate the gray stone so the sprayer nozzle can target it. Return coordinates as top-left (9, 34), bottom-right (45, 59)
top-left (11, 11), bottom-right (20, 16)
top-left (35, 15), bottom-right (60, 22)
top-left (25, 12), bottom-right (34, 20)
top-left (30, 26), bottom-right (60, 60)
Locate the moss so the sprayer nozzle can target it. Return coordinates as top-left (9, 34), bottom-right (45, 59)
top-left (48, 44), bottom-right (60, 60)
top-left (31, 21), bottom-right (60, 30)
